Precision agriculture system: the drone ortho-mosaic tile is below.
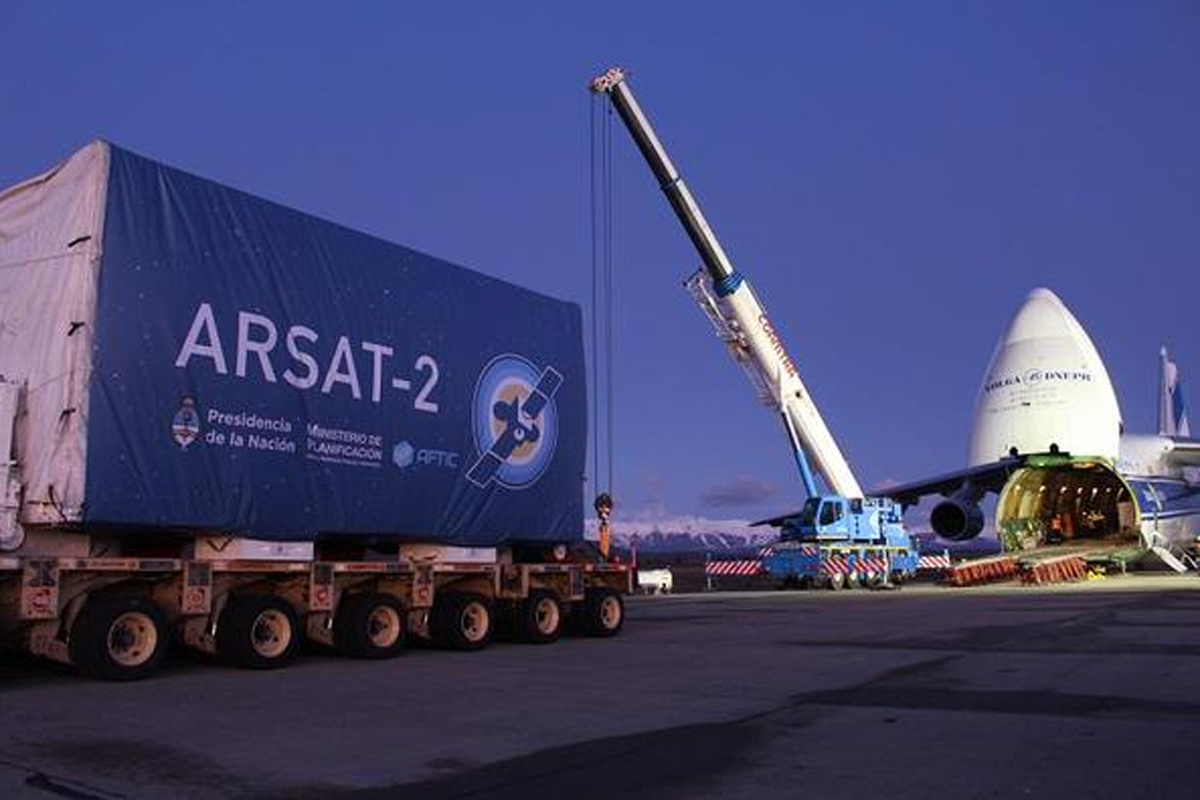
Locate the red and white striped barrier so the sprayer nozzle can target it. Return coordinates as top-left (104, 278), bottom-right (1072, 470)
top-left (821, 554), bottom-right (850, 575)
top-left (708, 545), bottom-right (921, 580)
top-left (858, 555), bottom-right (889, 575)
top-left (705, 558), bottom-right (765, 577)
top-left (818, 553), bottom-right (889, 576)
top-left (704, 544), bottom-right (782, 577)
top-left (918, 553), bottom-right (953, 570)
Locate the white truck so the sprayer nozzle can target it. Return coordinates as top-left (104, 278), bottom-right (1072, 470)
top-left (636, 568), bottom-right (673, 595)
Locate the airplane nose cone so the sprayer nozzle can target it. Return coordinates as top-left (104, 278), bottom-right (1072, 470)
top-left (1003, 288), bottom-right (1074, 345)
top-left (968, 288), bottom-right (1123, 466)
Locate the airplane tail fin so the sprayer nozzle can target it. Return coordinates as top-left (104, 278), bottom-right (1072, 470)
top-left (1159, 347), bottom-right (1191, 437)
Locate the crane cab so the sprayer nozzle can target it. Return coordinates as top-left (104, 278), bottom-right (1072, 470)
top-left (782, 495), bottom-right (907, 546)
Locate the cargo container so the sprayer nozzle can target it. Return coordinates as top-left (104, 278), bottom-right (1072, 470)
top-left (0, 141), bottom-right (629, 679)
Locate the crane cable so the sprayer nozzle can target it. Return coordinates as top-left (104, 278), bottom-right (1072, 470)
top-left (604, 96), bottom-right (615, 499)
top-left (590, 92), bottom-right (616, 553)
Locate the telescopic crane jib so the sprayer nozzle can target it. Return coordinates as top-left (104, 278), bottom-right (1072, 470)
top-left (591, 68), bottom-right (918, 588)
top-left (589, 67), bottom-right (860, 499)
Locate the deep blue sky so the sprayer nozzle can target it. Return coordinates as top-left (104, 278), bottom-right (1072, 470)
top-left (4, 2), bottom-right (1198, 522)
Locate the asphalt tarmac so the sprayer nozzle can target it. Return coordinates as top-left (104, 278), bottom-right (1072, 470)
top-left (2, 575), bottom-right (1199, 799)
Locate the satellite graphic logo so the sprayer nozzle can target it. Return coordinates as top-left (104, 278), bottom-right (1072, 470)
top-left (467, 355), bottom-right (562, 489)
top-left (172, 396), bottom-right (201, 449)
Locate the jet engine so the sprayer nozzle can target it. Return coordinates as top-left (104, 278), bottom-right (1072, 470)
top-left (930, 483), bottom-right (986, 541)
top-left (929, 497), bottom-right (985, 541)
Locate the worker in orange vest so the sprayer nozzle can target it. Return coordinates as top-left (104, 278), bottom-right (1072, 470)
top-left (595, 493), bottom-right (613, 560)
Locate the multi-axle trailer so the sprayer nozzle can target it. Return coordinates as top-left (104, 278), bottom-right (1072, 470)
top-left (0, 540), bottom-right (629, 679)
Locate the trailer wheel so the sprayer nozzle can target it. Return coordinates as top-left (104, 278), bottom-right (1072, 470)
top-left (431, 592), bottom-right (493, 651)
top-left (517, 589), bottom-right (564, 644)
top-left (334, 592), bottom-right (406, 659)
top-left (69, 594), bottom-right (169, 681)
top-left (217, 594), bottom-right (300, 669)
top-left (827, 572), bottom-right (845, 591)
top-left (582, 587), bottom-right (624, 637)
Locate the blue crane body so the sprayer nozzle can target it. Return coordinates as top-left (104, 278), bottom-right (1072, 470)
top-left (762, 497), bottom-right (919, 589)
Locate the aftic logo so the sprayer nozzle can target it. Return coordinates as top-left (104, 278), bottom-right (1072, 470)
top-left (466, 355), bottom-right (562, 489)
top-left (392, 439), bottom-right (459, 472)
top-left (172, 396), bottom-right (201, 449)
top-left (392, 441), bottom-right (416, 469)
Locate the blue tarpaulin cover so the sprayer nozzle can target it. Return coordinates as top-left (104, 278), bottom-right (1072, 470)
top-left (4, 142), bottom-right (585, 544)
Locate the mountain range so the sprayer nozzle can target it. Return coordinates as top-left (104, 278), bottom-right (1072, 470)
top-left (585, 515), bottom-right (1001, 556)
top-left (587, 516), bottom-right (775, 554)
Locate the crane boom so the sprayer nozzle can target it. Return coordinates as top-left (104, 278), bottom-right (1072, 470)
top-left (590, 67), bottom-right (863, 499)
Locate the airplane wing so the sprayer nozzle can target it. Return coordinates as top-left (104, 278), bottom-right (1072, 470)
top-left (751, 509), bottom-right (805, 528)
top-left (750, 455), bottom-right (1030, 528)
top-left (748, 455), bottom-right (1032, 525)
top-left (882, 455), bottom-right (1028, 507)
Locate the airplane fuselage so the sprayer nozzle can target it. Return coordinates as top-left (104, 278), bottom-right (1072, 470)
top-left (895, 288), bottom-right (1199, 555)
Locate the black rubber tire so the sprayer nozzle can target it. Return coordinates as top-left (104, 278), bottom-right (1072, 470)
top-left (334, 592), bottom-right (406, 659)
top-left (516, 589), bottom-right (564, 644)
top-left (582, 587), bottom-right (624, 638)
top-left (216, 594), bottom-right (301, 669)
top-left (69, 594), bottom-right (170, 681)
top-left (430, 592), bottom-right (493, 651)
top-left (827, 572), bottom-right (845, 591)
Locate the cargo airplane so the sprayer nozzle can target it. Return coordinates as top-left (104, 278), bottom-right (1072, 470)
top-left (886, 288), bottom-right (1200, 558)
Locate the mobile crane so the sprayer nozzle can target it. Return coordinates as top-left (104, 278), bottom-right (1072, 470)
top-left (590, 68), bottom-right (918, 589)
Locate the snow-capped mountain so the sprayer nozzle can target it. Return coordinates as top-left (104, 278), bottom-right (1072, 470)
top-left (585, 515), bottom-right (777, 554)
